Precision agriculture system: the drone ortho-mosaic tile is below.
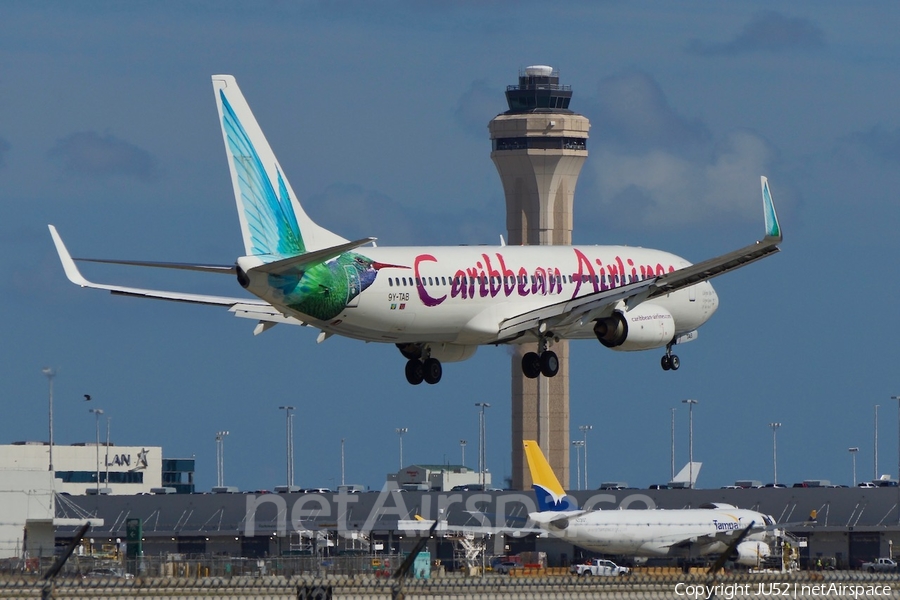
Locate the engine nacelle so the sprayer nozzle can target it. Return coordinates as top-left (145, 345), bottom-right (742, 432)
top-left (733, 540), bottom-right (771, 567)
top-left (396, 342), bottom-right (477, 363)
top-left (593, 303), bottom-right (675, 351)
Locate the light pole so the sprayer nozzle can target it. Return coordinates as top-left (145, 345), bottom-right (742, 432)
top-left (105, 416), bottom-right (111, 489)
top-left (893, 396), bottom-right (900, 483)
top-left (279, 406), bottom-right (295, 488)
top-left (460, 439), bottom-right (467, 467)
top-left (89, 408), bottom-right (104, 494)
top-left (579, 425), bottom-right (593, 489)
top-left (849, 447), bottom-right (859, 486)
top-left (341, 438), bottom-right (346, 486)
top-left (682, 400), bottom-right (698, 488)
top-left (42, 368), bottom-right (56, 472)
top-left (396, 428), bottom-right (408, 470)
top-left (769, 423), bottom-right (782, 485)
top-left (671, 407), bottom-right (676, 481)
top-left (875, 404), bottom-right (880, 480)
top-left (215, 431), bottom-right (229, 488)
top-left (572, 440), bottom-right (585, 490)
top-left (476, 403), bottom-right (491, 487)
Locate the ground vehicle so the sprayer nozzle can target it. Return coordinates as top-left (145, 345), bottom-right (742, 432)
top-left (337, 484), bottom-right (365, 494)
top-left (572, 559), bottom-right (630, 577)
top-left (494, 561), bottom-right (520, 574)
top-left (84, 568), bottom-right (134, 579)
top-left (734, 480), bottom-right (763, 489)
top-left (598, 482), bottom-right (629, 490)
top-left (861, 558), bottom-right (897, 573)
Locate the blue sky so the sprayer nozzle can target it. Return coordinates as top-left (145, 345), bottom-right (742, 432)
top-left (2, 2), bottom-right (899, 493)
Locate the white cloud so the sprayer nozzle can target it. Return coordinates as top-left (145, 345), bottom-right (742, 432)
top-left (48, 131), bottom-right (159, 182)
top-left (590, 130), bottom-right (775, 228)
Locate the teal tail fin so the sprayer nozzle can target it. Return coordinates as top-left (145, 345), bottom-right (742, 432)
top-left (212, 75), bottom-right (347, 259)
top-left (761, 176), bottom-right (782, 242)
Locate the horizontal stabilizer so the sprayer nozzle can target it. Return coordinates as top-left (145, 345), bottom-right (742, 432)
top-left (74, 257), bottom-right (235, 274)
top-left (249, 237), bottom-right (376, 276)
top-left (49, 225), bottom-right (269, 308)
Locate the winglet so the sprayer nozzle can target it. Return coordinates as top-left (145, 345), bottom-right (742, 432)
top-left (48, 225), bottom-right (91, 287)
top-left (523, 440), bottom-right (579, 512)
top-left (761, 176), bottom-right (782, 242)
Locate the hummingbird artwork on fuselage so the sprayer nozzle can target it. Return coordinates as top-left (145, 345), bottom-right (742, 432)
top-left (49, 75), bottom-right (783, 386)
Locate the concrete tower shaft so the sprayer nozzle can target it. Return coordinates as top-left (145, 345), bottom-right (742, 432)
top-left (488, 66), bottom-right (590, 490)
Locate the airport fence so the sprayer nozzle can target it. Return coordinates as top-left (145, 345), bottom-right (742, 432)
top-left (2, 571), bottom-right (900, 599)
top-left (0, 554), bottom-right (408, 579)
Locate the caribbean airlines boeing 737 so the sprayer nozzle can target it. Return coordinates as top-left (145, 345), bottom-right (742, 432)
top-left (523, 441), bottom-right (776, 567)
top-left (48, 75), bottom-right (783, 385)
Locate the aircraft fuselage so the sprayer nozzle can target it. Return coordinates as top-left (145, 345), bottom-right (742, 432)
top-left (543, 507), bottom-right (770, 558)
top-left (242, 244), bottom-right (718, 346)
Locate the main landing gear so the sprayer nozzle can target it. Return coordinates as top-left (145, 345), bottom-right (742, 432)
top-left (405, 357), bottom-right (442, 385)
top-left (397, 343), bottom-right (443, 385)
top-left (661, 342), bottom-right (680, 371)
top-left (521, 335), bottom-right (560, 379)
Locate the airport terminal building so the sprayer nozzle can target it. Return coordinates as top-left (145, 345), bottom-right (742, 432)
top-left (47, 486), bottom-right (900, 570)
top-left (0, 443), bottom-right (194, 496)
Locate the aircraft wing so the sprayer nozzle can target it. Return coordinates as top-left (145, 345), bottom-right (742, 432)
top-left (400, 516), bottom-right (542, 537)
top-left (49, 225), bottom-right (279, 312)
top-left (498, 176), bottom-right (782, 338)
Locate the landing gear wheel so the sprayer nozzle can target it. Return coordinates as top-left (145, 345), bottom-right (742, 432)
top-left (669, 355), bottom-right (680, 371)
top-left (522, 352), bottom-right (541, 379)
top-left (661, 355), bottom-right (671, 371)
top-left (405, 359), bottom-right (424, 385)
top-left (539, 351), bottom-right (559, 377)
top-left (423, 358), bottom-right (442, 385)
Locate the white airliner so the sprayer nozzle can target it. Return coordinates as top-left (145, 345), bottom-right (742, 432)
top-left (48, 74), bottom-right (782, 385)
top-left (523, 440), bottom-right (775, 567)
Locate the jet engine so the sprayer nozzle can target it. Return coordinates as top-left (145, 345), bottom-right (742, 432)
top-left (593, 303), bottom-right (675, 351)
top-left (733, 540), bottom-right (771, 567)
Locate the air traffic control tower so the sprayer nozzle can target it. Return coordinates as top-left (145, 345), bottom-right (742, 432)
top-left (489, 65), bottom-right (590, 490)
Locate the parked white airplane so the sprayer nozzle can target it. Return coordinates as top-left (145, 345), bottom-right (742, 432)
top-left (48, 74), bottom-right (783, 385)
top-left (523, 440), bottom-right (775, 567)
